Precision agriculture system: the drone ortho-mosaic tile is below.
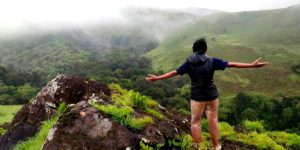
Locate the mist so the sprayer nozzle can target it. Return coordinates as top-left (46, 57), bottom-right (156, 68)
top-left (1, 0), bottom-right (299, 40)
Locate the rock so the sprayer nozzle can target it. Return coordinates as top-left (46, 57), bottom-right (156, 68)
top-left (42, 101), bottom-right (138, 150)
top-left (0, 75), bottom-right (110, 150)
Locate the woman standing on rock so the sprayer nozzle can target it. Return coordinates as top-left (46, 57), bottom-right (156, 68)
top-left (145, 38), bottom-right (268, 150)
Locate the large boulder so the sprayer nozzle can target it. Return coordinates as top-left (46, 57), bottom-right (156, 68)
top-left (0, 75), bottom-right (190, 150)
top-left (0, 75), bottom-right (110, 150)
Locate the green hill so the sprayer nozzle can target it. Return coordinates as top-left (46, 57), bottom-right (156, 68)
top-left (145, 5), bottom-right (300, 96)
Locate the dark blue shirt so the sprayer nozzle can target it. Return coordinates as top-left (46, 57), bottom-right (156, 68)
top-left (177, 58), bottom-right (228, 75)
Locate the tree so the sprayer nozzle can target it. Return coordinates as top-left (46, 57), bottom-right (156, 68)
top-left (0, 94), bottom-right (14, 105)
top-left (241, 108), bottom-right (258, 121)
top-left (14, 83), bottom-right (38, 104)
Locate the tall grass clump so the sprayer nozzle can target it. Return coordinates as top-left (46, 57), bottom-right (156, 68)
top-left (108, 84), bottom-right (164, 120)
top-left (131, 91), bottom-right (149, 110)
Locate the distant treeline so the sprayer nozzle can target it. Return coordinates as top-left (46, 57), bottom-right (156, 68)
top-left (0, 66), bottom-right (40, 104)
top-left (220, 92), bottom-right (300, 134)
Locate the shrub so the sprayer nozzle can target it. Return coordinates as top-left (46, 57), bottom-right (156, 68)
top-left (219, 122), bottom-right (236, 138)
top-left (243, 120), bottom-right (265, 133)
top-left (268, 131), bottom-right (300, 149)
top-left (239, 132), bottom-right (284, 150)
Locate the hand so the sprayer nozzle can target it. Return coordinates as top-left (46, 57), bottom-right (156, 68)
top-left (252, 58), bottom-right (269, 67)
top-left (145, 74), bottom-right (158, 82)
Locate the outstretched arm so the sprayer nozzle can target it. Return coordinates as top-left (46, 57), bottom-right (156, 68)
top-left (145, 70), bottom-right (178, 82)
top-left (228, 58), bottom-right (269, 68)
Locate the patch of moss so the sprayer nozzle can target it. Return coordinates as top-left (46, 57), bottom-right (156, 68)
top-left (0, 127), bottom-right (6, 135)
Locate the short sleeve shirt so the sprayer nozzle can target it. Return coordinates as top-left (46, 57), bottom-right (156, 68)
top-left (176, 58), bottom-right (228, 75)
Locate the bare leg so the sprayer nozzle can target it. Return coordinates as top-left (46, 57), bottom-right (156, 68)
top-left (205, 98), bottom-right (220, 148)
top-left (190, 100), bottom-right (206, 144)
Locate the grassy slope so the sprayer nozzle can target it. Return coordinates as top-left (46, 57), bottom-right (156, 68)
top-left (0, 105), bottom-right (22, 125)
top-left (145, 5), bottom-right (300, 96)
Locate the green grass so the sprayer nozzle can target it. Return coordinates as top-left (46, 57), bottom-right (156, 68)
top-left (0, 105), bottom-right (22, 125)
top-left (13, 116), bottom-right (59, 150)
top-left (13, 102), bottom-right (67, 150)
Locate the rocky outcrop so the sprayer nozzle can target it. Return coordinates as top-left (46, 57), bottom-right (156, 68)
top-left (0, 75), bottom-right (190, 150)
top-left (42, 101), bottom-right (139, 150)
top-left (0, 75), bottom-right (110, 150)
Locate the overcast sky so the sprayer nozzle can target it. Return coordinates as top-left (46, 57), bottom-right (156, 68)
top-left (0, 0), bottom-right (299, 36)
